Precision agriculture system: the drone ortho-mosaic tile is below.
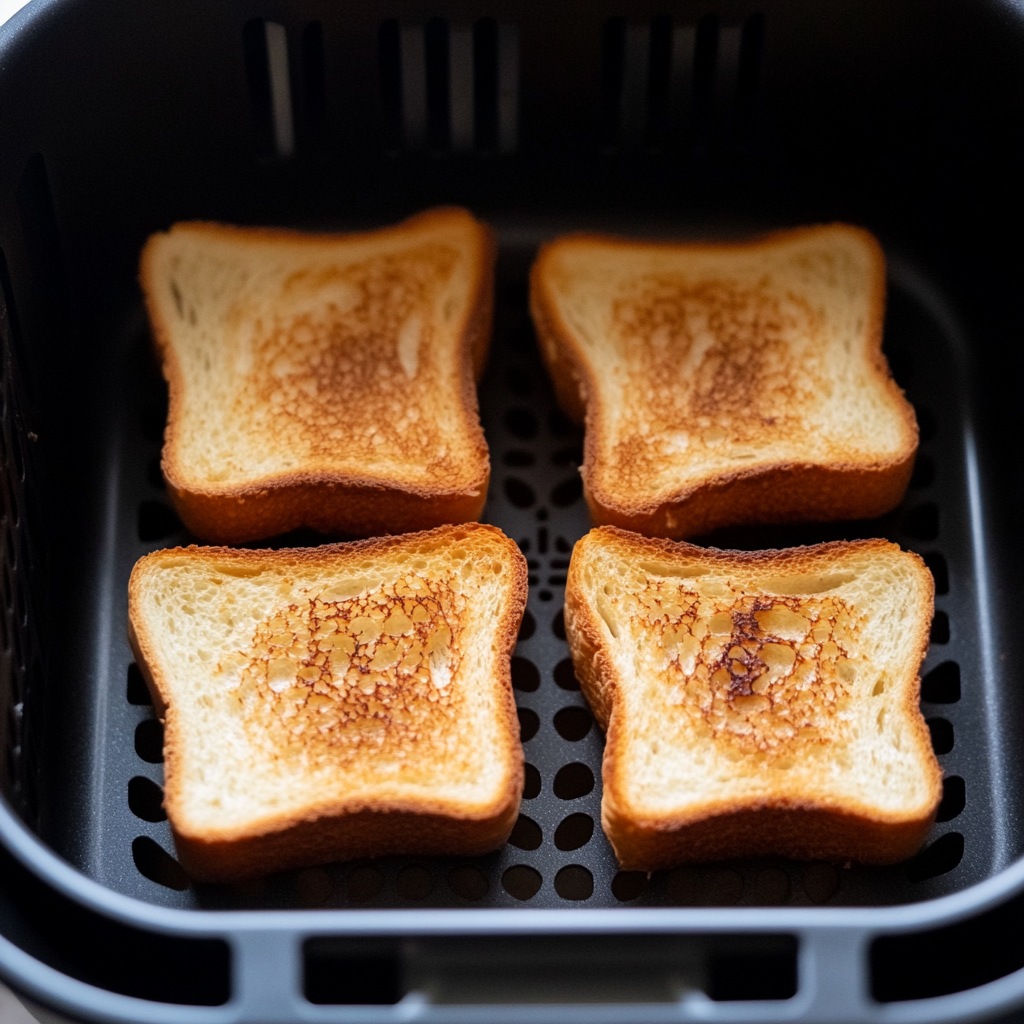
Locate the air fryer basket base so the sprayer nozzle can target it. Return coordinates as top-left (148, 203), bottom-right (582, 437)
top-left (66, 222), bottom-right (1000, 913)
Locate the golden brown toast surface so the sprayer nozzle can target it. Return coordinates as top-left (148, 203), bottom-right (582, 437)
top-left (531, 225), bottom-right (918, 537)
top-left (141, 207), bottom-right (494, 542)
top-left (127, 524), bottom-right (527, 881)
top-left (565, 527), bottom-right (942, 869)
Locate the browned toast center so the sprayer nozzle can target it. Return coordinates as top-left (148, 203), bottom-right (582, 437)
top-left (226, 243), bottom-right (461, 470)
top-left (639, 581), bottom-right (861, 758)
top-left (609, 276), bottom-right (830, 482)
top-left (220, 575), bottom-right (465, 769)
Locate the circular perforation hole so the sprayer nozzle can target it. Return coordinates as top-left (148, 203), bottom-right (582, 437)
top-left (753, 868), bottom-right (790, 905)
top-left (504, 478), bottom-right (535, 508)
top-left (346, 865), bottom-right (384, 902)
top-left (448, 865), bottom-right (489, 901)
top-left (522, 763), bottom-right (541, 799)
top-left (554, 865), bottom-right (593, 901)
top-left (502, 865), bottom-right (542, 901)
top-left (550, 478), bottom-right (582, 506)
top-left (511, 657), bottom-right (540, 692)
top-left (611, 871), bottom-right (646, 902)
top-left (296, 868), bottom-right (333, 906)
top-left (803, 863), bottom-right (840, 904)
top-left (553, 706), bottom-right (593, 741)
top-left (397, 865), bottom-right (433, 900)
top-left (517, 707), bottom-right (539, 742)
top-left (667, 867), bottom-right (743, 906)
top-left (552, 610), bottom-right (566, 640)
top-left (554, 813), bottom-right (594, 851)
top-left (508, 814), bottom-right (542, 850)
top-left (553, 762), bottom-right (594, 800)
top-left (553, 659), bottom-right (580, 690)
top-left (127, 775), bottom-right (166, 822)
top-left (517, 609), bottom-right (536, 641)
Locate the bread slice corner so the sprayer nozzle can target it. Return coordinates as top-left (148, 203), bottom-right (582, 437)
top-left (141, 207), bottom-right (495, 543)
top-left (128, 523), bottom-right (527, 882)
top-left (531, 224), bottom-right (918, 538)
top-left (565, 526), bottom-right (942, 869)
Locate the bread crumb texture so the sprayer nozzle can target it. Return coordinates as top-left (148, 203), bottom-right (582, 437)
top-left (535, 225), bottom-right (916, 506)
top-left (569, 530), bottom-right (940, 824)
top-left (129, 526), bottom-right (524, 839)
top-left (145, 210), bottom-right (489, 490)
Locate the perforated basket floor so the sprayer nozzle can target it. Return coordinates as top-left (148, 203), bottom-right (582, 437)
top-left (86, 226), bottom-right (983, 912)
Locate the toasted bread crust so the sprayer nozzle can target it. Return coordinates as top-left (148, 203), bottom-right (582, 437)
top-left (128, 524), bottom-right (527, 882)
top-left (587, 460), bottom-right (915, 538)
top-left (565, 527), bottom-right (941, 868)
top-left (531, 225), bottom-right (918, 538)
top-left (141, 208), bottom-right (495, 544)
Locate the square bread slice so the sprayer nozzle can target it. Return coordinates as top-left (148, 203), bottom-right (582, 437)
top-left (141, 207), bottom-right (494, 543)
top-left (128, 524), bottom-right (527, 882)
top-left (565, 527), bottom-right (942, 869)
top-left (531, 225), bottom-right (918, 538)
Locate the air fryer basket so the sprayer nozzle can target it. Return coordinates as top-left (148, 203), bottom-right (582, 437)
top-left (1, 0), bottom-right (1023, 1020)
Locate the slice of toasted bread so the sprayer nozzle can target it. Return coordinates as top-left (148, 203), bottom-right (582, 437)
top-left (565, 527), bottom-right (941, 869)
top-left (141, 207), bottom-right (494, 543)
top-left (531, 225), bottom-right (918, 538)
top-left (127, 524), bottom-right (527, 882)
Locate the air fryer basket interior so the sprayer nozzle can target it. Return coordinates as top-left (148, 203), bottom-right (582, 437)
top-left (0, 0), bottom-right (1023, 999)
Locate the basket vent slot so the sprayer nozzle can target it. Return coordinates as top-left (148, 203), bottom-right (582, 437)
top-left (243, 19), bottom-right (295, 158)
top-left (301, 21), bottom-right (327, 140)
top-left (601, 11), bottom-right (764, 149)
top-left (132, 836), bottom-right (190, 891)
top-left (305, 943), bottom-right (403, 1004)
top-left (128, 775), bottom-right (167, 823)
top-left (126, 662), bottom-right (152, 705)
top-left (906, 831), bottom-right (964, 883)
top-left (384, 18), bottom-right (518, 152)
